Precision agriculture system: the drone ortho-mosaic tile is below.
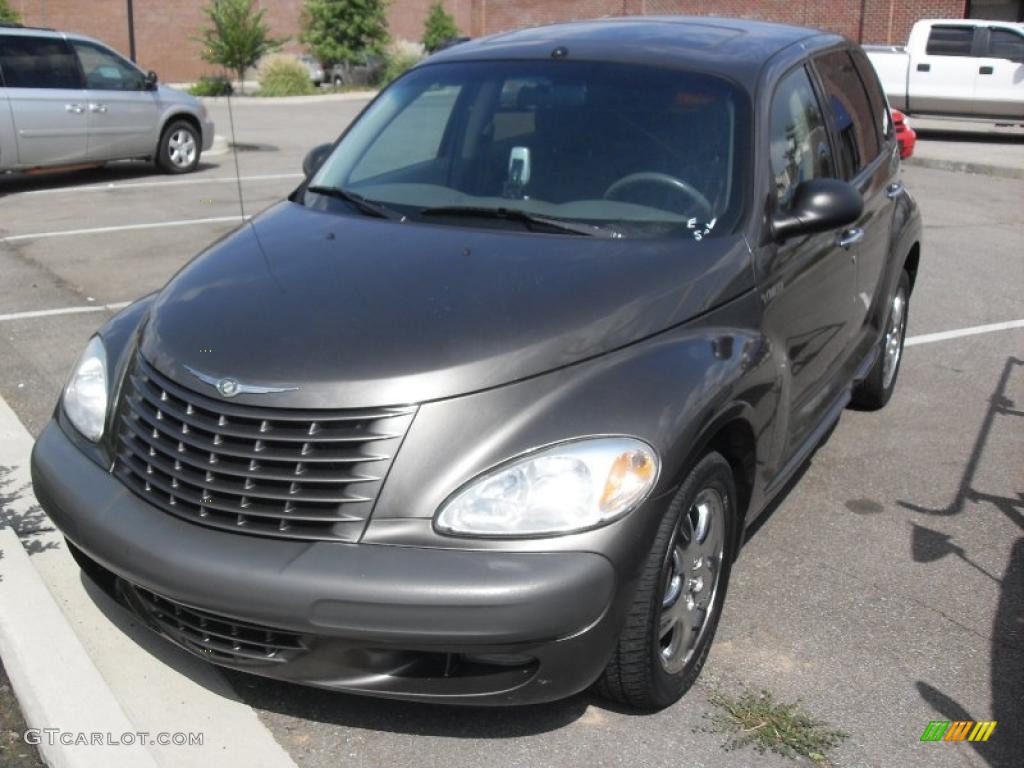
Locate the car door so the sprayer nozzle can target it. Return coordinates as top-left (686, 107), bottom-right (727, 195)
top-left (908, 24), bottom-right (979, 114)
top-left (0, 34), bottom-right (88, 167)
top-left (70, 39), bottom-right (159, 161)
top-left (759, 64), bottom-right (857, 455)
top-left (973, 26), bottom-right (1024, 119)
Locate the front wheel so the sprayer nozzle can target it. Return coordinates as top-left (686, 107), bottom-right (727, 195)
top-left (851, 270), bottom-right (910, 410)
top-left (596, 452), bottom-right (737, 710)
top-left (156, 120), bottom-right (200, 174)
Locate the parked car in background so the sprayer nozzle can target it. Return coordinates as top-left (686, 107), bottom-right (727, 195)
top-left (298, 53), bottom-right (325, 87)
top-left (0, 23), bottom-right (213, 174)
top-left (866, 19), bottom-right (1024, 121)
top-left (33, 17), bottom-right (921, 712)
top-left (328, 54), bottom-right (385, 87)
top-left (892, 109), bottom-right (917, 158)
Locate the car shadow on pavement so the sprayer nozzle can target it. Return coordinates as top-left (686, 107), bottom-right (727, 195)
top-left (899, 356), bottom-right (1023, 768)
top-left (0, 161), bottom-right (219, 198)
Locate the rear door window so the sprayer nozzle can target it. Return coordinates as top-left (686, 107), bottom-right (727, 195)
top-left (0, 35), bottom-right (82, 89)
top-left (850, 49), bottom-right (892, 143)
top-left (812, 50), bottom-right (880, 180)
top-left (925, 26), bottom-right (976, 57)
top-left (769, 66), bottom-right (835, 210)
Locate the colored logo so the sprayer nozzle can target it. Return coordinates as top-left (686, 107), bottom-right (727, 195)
top-left (920, 721), bottom-right (996, 742)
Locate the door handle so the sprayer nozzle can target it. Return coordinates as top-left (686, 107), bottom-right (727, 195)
top-left (838, 228), bottom-right (864, 249)
top-left (89, 103), bottom-right (108, 113)
top-left (886, 182), bottom-right (905, 199)
top-left (65, 103), bottom-right (84, 114)
top-left (916, 63), bottom-right (931, 72)
top-left (979, 66), bottom-right (994, 75)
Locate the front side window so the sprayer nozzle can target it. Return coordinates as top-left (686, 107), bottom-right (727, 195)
top-left (925, 26), bottom-right (976, 57)
top-left (987, 28), bottom-right (1024, 61)
top-left (72, 41), bottom-right (145, 91)
top-left (310, 61), bottom-right (751, 239)
top-left (0, 35), bottom-right (81, 89)
top-left (769, 66), bottom-right (834, 210)
top-left (813, 50), bottom-right (880, 179)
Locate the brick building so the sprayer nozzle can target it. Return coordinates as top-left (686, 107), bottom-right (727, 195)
top-left (5, 0), bottom-right (1022, 83)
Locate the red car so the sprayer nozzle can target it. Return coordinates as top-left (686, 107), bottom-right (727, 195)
top-left (893, 109), bottom-right (917, 159)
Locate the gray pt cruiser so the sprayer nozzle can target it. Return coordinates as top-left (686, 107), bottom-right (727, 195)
top-left (31, 17), bottom-right (921, 709)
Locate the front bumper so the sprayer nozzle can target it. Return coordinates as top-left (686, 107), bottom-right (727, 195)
top-left (200, 118), bottom-right (215, 151)
top-left (31, 420), bottom-right (622, 704)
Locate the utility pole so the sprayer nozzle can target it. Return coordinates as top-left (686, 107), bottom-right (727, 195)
top-left (126, 0), bottom-right (137, 62)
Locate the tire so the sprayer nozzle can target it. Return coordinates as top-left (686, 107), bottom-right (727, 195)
top-left (156, 119), bottom-right (201, 174)
top-left (851, 270), bottom-right (910, 410)
top-left (595, 452), bottom-right (737, 710)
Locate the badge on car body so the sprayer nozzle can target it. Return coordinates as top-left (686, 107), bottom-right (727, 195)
top-left (184, 366), bottom-right (298, 398)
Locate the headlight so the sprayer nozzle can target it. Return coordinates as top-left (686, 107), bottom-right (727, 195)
top-left (435, 437), bottom-right (659, 537)
top-left (62, 336), bottom-right (108, 442)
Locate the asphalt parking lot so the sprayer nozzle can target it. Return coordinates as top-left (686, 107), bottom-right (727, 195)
top-left (1, 98), bottom-right (1022, 768)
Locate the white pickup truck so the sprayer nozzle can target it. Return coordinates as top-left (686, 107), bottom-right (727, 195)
top-left (866, 19), bottom-right (1024, 121)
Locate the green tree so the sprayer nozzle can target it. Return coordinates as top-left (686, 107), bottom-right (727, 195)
top-left (300, 0), bottom-right (389, 68)
top-left (422, 2), bottom-right (459, 52)
top-left (0, 0), bottom-right (22, 24)
top-left (197, 0), bottom-right (285, 94)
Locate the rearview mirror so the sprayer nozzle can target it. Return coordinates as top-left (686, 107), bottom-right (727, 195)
top-left (144, 70), bottom-right (158, 90)
top-left (771, 178), bottom-right (863, 242)
top-left (302, 143), bottom-right (333, 178)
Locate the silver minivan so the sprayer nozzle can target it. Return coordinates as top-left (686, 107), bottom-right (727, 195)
top-left (0, 25), bottom-right (214, 174)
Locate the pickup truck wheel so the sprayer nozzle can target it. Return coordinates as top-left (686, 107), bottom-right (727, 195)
top-left (851, 270), bottom-right (910, 410)
top-left (157, 120), bottom-right (200, 174)
top-left (595, 452), bottom-right (736, 710)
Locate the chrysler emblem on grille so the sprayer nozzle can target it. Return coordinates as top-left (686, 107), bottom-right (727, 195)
top-left (184, 366), bottom-right (299, 398)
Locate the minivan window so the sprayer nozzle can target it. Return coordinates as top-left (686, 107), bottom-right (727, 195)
top-left (813, 50), bottom-right (879, 179)
top-left (0, 35), bottom-right (81, 89)
top-left (72, 40), bottom-right (145, 90)
top-left (311, 61), bottom-right (750, 239)
top-left (925, 26), bottom-right (975, 57)
top-left (987, 28), bottom-right (1024, 61)
top-left (769, 66), bottom-right (834, 210)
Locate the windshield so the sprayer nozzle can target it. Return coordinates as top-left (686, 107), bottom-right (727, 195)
top-left (309, 60), bottom-right (750, 239)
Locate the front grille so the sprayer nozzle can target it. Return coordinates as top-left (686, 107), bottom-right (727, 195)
top-left (113, 353), bottom-right (415, 541)
top-left (121, 582), bottom-right (306, 666)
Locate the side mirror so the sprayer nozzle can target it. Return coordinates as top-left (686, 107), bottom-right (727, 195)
top-left (771, 178), bottom-right (863, 242)
top-left (144, 70), bottom-right (158, 90)
top-left (302, 143), bottom-right (333, 177)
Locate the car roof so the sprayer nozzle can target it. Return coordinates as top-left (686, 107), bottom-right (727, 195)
top-left (426, 16), bottom-right (844, 89)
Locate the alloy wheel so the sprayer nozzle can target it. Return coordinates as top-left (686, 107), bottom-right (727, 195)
top-left (168, 129), bottom-right (197, 169)
top-left (882, 286), bottom-right (907, 389)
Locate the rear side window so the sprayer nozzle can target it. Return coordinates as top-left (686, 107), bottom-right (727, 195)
top-left (813, 50), bottom-right (880, 180)
top-left (925, 26), bottom-right (975, 57)
top-left (769, 66), bottom-right (834, 210)
top-left (851, 49), bottom-right (892, 142)
top-left (0, 35), bottom-right (82, 89)
top-left (987, 29), bottom-right (1024, 61)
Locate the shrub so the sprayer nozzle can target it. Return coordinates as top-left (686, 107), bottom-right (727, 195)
top-left (300, 0), bottom-right (389, 67)
top-left (0, 0), bottom-right (21, 23)
top-left (189, 74), bottom-right (234, 97)
top-left (422, 2), bottom-right (460, 53)
top-left (380, 40), bottom-right (424, 85)
top-left (257, 54), bottom-right (316, 96)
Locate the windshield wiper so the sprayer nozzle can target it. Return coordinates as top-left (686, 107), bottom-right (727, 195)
top-left (306, 185), bottom-right (406, 222)
top-left (419, 205), bottom-right (621, 238)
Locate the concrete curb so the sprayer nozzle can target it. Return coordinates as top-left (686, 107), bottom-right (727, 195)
top-left (199, 90), bottom-right (377, 106)
top-left (0, 524), bottom-right (159, 768)
top-left (904, 155), bottom-right (1024, 181)
top-left (204, 134), bottom-right (230, 157)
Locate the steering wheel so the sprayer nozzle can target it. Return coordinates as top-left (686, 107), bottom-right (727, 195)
top-left (603, 172), bottom-right (714, 221)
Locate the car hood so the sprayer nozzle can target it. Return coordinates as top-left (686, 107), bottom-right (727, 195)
top-left (140, 202), bottom-right (753, 408)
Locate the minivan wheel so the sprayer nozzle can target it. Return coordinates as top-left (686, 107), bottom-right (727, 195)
top-left (157, 120), bottom-right (200, 174)
top-left (596, 452), bottom-right (736, 710)
top-left (851, 270), bottom-right (910, 410)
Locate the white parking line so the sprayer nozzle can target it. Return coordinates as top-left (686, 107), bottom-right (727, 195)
top-left (905, 318), bottom-right (1024, 347)
top-left (14, 172), bottom-right (302, 197)
top-left (1, 214), bottom-right (248, 243)
top-left (0, 302), bottom-right (131, 323)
